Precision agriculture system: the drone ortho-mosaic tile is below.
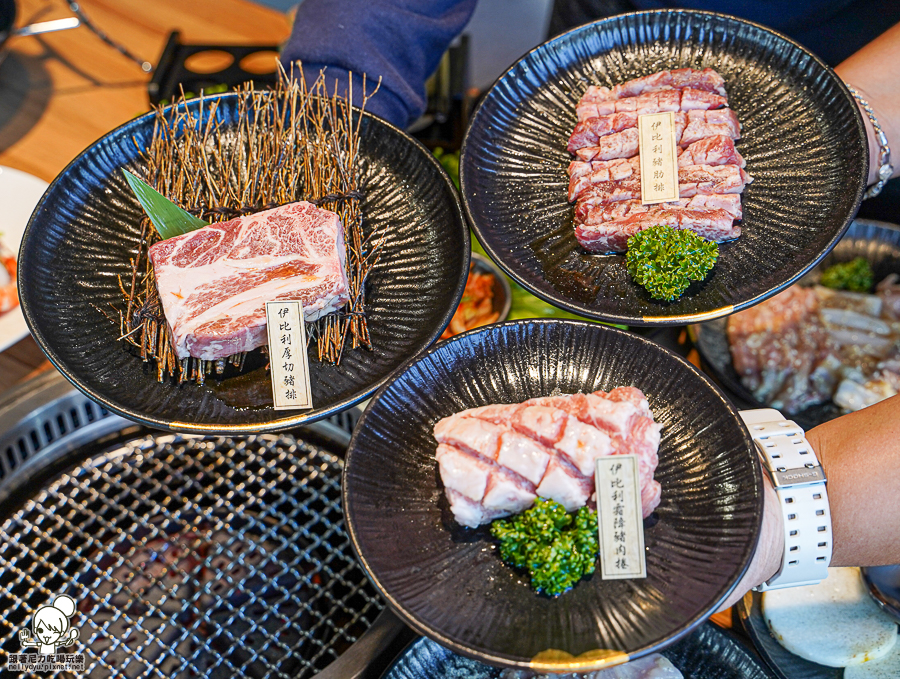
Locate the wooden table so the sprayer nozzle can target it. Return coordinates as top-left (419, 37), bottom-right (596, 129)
top-left (0, 0), bottom-right (292, 392)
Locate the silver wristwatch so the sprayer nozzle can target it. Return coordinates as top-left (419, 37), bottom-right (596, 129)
top-left (739, 409), bottom-right (833, 590)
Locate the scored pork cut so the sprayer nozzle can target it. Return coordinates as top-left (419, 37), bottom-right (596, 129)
top-left (148, 201), bottom-right (350, 361)
top-left (433, 387), bottom-right (662, 528)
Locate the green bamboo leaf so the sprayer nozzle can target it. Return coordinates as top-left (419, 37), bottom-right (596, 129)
top-left (123, 169), bottom-right (209, 240)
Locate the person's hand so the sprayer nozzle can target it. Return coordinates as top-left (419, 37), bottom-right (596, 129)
top-left (716, 469), bottom-right (784, 612)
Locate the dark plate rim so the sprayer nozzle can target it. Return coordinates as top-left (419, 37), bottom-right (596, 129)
top-left (343, 318), bottom-right (763, 671)
top-left (17, 92), bottom-right (470, 434)
top-left (691, 218), bottom-right (900, 422)
top-left (378, 623), bottom-right (777, 679)
top-left (459, 8), bottom-right (867, 326)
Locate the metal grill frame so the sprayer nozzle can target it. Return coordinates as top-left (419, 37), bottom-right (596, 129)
top-left (0, 372), bottom-right (411, 679)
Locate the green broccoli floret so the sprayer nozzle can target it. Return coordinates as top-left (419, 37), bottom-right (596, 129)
top-left (490, 499), bottom-right (599, 596)
top-left (625, 225), bottom-right (718, 301)
top-left (820, 257), bottom-right (874, 293)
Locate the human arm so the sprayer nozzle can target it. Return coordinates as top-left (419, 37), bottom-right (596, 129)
top-left (806, 393), bottom-right (900, 567)
top-left (835, 22), bottom-right (900, 187)
top-left (718, 393), bottom-right (900, 611)
top-left (279, 0), bottom-right (477, 129)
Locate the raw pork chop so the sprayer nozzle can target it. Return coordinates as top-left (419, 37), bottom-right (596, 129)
top-left (148, 201), bottom-right (350, 361)
top-left (433, 388), bottom-right (662, 528)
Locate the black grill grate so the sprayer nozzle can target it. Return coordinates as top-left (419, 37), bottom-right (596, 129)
top-left (0, 432), bottom-right (382, 678)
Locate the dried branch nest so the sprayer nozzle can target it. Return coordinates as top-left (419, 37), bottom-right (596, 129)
top-left (117, 67), bottom-right (383, 385)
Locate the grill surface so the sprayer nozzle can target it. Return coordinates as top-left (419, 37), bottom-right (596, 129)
top-left (0, 427), bottom-right (383, 678)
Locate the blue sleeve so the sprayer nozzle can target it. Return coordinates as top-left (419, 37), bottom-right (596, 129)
top-left (280, 0), bottom-right (478, 129)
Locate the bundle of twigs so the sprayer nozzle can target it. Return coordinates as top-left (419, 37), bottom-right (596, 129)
top-left (117, 67), bottom-right (383, 384)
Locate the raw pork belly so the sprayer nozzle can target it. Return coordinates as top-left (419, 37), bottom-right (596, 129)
top-left (567, 136), bottom-right (746, 201)
top-left (148, 201), bottom-right (350, 361)
top-left (566, 68), bottom-right (749, 253)
top-left (571, 164), bottom-right (750, 208)
top-left (576, 87), bottom-right (728, 121)
top-left (433, 387), bottom-right (662, 528)
top-left (580, 67), bottom-right (726, 103)
top-left (576, 206), bottom-right (741, 254)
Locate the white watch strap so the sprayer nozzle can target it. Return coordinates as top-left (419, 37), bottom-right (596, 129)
top-left (739, 409), bottom-right (833, 590)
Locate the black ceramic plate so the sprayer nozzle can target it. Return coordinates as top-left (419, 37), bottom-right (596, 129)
top-left (864, 566), bottom-right (900, 624)
top-left (382, 623), bottom-right (775, 679)
top-left (18, 94), bottom-right (468, 434)
top-left (460, 10), bottom-right (866, 326)
top-left (344, 319), bottom-right (763, 672)
top-left (737, 592), bottom-right (842, 679)
top-left (693, 219), bottom-right (900, 429)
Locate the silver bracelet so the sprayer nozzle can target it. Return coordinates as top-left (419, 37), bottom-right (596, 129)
top-left (846, 85), bottom-right (893, 199)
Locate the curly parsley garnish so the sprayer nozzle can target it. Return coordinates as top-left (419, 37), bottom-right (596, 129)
top-left (490, 499), bottom-right (599, 596)
top-left (820, 257), bottom-right (874, 293)
top-left (625, 225), bottom-right (718, 301)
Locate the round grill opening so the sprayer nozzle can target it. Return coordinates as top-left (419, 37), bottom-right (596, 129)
top-left (0, 432), bottom-right (383, 678)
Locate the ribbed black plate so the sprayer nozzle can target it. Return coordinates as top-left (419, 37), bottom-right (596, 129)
top-left (738, 592), bottom-right (841, 679)
top-left (17, 94), bottom-right (468, 434)
top-left (382, 623), bottom-right (774, 679)
top-left (693, 220), bottom-right (900, 429)
top-left (460, 10), bottom-right (866, 326)
top-left (344, 319), bottom-right (762, 671)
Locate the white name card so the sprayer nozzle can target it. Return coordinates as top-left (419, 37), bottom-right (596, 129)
top-left (638, 111), bottom-right (680, 205)
top-left (265, 301), bottom-right (313, 410)
top-left (596, 454), bottom-right (647, 580)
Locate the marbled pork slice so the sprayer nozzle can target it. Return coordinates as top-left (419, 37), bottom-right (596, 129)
top-left (677, 134), bottom-right (745, 168)
top-left (148, 201), bottom-right (349, 361)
